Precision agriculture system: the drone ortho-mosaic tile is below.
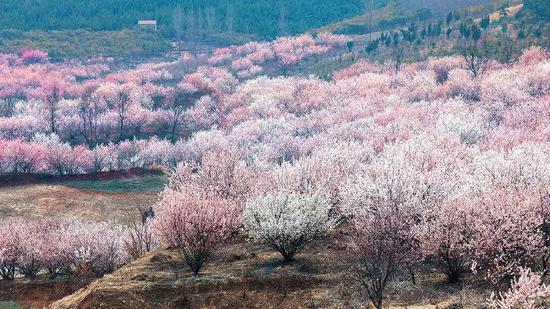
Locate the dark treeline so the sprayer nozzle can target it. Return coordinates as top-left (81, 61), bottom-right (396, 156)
top-left (0, 0), bottom-right (371, 39)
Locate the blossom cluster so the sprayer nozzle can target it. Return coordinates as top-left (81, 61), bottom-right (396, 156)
top-left (208, 33), bottom-right (348, 78)
top-left (2, 39), bottom-right (550, 303)
top-left (0, 218), bottom-right (129, 280)
top-left (151, 46), bottom-right (550, 284)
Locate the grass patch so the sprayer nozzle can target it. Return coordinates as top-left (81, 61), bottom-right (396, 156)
top-left (0, 302), bottom-right (20, 309)
top-left (0, 29), bottom-right (171, 59)
top-left (62, 175), bottom-right (168, 193)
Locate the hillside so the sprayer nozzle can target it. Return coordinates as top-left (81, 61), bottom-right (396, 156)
top-left (0, 0), bottom-right (367, 38)
top-left (0, 173), bottom-right (163, 223)
top-left (0, 0), bottom-right (372, 58)
top-left (0, 0), bottom-right (536, 59)
top-left (50, 231), bottom-right (491, 309)
top-left (315, 0), bottom-right (550, 73)
top-left (319, 0), bottom-right (516, 35)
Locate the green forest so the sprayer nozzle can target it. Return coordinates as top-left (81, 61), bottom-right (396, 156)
top-left (0, 0), bottom-right (381, 38)
top-left (0, 0), bottom-right (387, 58)
top-left (0, 0), bottom-right (547, 59)
top-left (524, 0), bottom-right (550, 19)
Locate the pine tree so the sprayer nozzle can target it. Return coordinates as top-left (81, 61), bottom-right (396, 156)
top-left (480, 16), bottom-right (490, 30)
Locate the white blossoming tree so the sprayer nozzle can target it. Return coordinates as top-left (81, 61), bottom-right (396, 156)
top-left (244, 190), bottom-right (337, 262)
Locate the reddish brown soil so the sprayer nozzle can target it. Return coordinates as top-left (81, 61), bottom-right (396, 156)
top-left (0, 278), bottom-right (90, 309)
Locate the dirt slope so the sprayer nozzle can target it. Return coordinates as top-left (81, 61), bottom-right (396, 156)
top-left (50, 231), bottom-right (489, 309)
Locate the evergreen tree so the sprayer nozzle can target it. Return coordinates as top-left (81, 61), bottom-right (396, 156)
top-left (347, 41), bottom-right (355, 52)
top-left (471, 24), bottom-right (482, 41)
top-left (446, 27), bottom-right (452, 38)
top-left (446, 11), bottom-right (454, 25)
top-left (433, 22), bottom-right (442, 37)
top-left (480, 16), bottom-right (490, 30)
top-left (365, 39), bottom-right (379, 54)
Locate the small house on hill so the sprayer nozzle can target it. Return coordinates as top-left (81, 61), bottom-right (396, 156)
top-left (138, 20), bottom-right (157, 30)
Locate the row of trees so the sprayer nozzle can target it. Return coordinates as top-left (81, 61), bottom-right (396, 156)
top-left (0, 63), bottom-right (225, 145)
top-left (2, 47), bottom-right (550, 176)
top-left (0, 136), bottom-right (194, 175)
top-left (0, 34), bottom-right (347, 147)
top-left (0, 219), bottom-right (132, 280)
top-left (207, 33), bottom-right (348, 78)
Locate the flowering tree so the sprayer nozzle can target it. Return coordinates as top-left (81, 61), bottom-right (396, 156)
top-left (16, 223), bottom-right (43, 278)
top-left (267, 142), bottom-right (373, 209)
top-left (0, 219), bottom-right (129, 280)
top-left (346, 205), bottom-right (417, 309)
top-left (38, 221), bottom-right (72, 278)
top-left (447, 69), bottom-right (482, 102)
top-left (90, 144), bottom-right (115, 173)
top-left (471, 186), bottom-right (544, 282)
top-left (67, 221), bottom-right (128, 278)
top-left (33, 80), bottom-right (68, 134)
top-left (4, 140), bottom-right (44, 174)
top-left (415, 198), bottom-right (478, 283)
top-left (488, 268), bottom-right (550, 309)
top-left (36, 134), bottom-right (92, 175)
top-left (519, 46), bottom-right (550, 65)
top-left (0, 86), bottom-right (26, 117)
top-left (93, 83), bottom-right (145, 142)
top-left (154, 186), bottom-right (241, 275)
top-left (115, 139), bottom-right (147, 169)
top-left (169, 149), bottom-right (252, 205)
top-left (79, 83), bottom-right (106, 146)
top-left (342, 135), bottom-right (463, 290)
top-left (0, 219), bottom-right (24, 280)
top-left (160, 84), bottom-right (202, 142)
top-left (244, 190), bottom-right (336, 261)
top-left (20, 49), bottom-right (48, 64)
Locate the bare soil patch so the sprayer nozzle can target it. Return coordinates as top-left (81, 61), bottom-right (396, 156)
top-left (0, 178), bottom-right (160, 223)
top-left (0, 278), bottom-right (90, 309)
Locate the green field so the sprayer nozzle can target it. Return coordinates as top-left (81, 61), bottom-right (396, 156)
top-left (0, 302), bottom-right (20, 309)
top-left (61, 175), bottom-right (168, 193)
